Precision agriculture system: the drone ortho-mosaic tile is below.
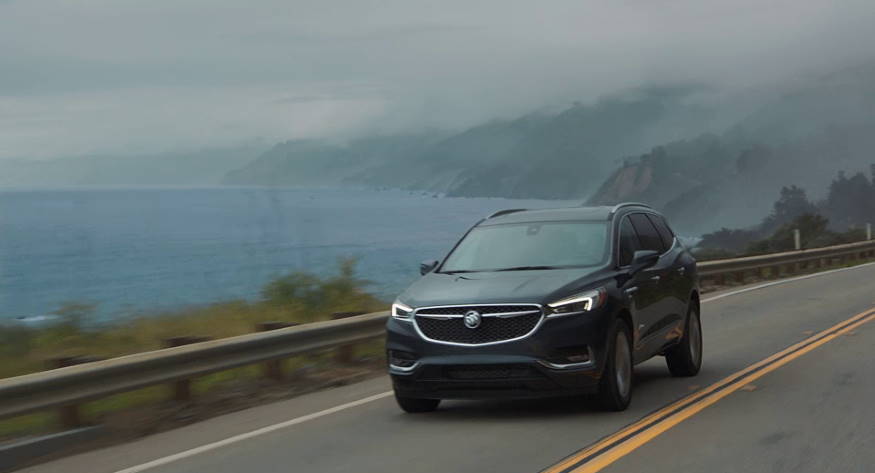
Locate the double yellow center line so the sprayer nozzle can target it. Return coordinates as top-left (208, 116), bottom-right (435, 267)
top-left (543, 307), bottom-right (875, 473)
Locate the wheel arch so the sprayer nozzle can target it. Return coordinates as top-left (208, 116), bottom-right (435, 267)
top-left (615, 307), bottom-right (634, 337)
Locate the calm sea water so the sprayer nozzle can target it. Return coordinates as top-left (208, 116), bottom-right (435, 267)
top-left (0, 187), bottom-right (570, 322)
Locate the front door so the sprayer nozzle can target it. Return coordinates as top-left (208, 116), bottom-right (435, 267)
top-left (627, 213), bottom-right (679, 357)
top-left (616, 216), bottom-right (662, 360)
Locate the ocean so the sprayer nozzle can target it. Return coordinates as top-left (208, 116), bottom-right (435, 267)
top-left (0, 187), bottom-right (571, 323)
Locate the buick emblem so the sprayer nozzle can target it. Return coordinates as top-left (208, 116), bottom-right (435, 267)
top-left (463, 310), bottom-right (482, 329)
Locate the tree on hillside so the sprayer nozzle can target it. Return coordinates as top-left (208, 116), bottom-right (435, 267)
top-left (820, 170), bottom-right (875, 230)
top-left (693, 168), bottom-right (875, 256)
top-left (760, 185), bottom-right (817, 234)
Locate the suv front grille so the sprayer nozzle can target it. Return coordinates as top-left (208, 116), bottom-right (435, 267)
top-left (414, 304), bottom-right (542, 345)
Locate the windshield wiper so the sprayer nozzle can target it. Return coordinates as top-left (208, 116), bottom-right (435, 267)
top-left (493, 265), bottom-right (561, 271)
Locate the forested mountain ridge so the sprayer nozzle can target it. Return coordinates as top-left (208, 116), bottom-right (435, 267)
top-left (588, 64), bottom-right (875, 233)
top-left (223, 86), bottom-right (727, 199)
top-left (223, 63), bottom-right (875, 235)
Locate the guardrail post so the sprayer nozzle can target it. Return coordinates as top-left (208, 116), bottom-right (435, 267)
top-left (162, 336), bottom-right (211, 401)
top-left (48, 356), bottom-right (102, 428)
top-left (255, 322), bottom-right (299, 380)
top-left (330, 312), bottom-right (367, 364)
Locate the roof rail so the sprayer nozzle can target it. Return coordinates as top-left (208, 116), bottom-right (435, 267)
top-left (487, 208), bottom-right (528, 219)
top-left (608, 202), bottom-right (652, 216)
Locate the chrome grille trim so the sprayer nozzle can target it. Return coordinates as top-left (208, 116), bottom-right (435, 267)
top-left (412, 303), bottom-right (544, 346)
top-left (415, 309), bottom-right (541, 319)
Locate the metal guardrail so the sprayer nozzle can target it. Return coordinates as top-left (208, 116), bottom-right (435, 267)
top-left (0, 312), bottom-right (389, 420)
top-left (698, 239), bottom-right (875, 281)
top-left (1, 239), bottom-right (874, 422)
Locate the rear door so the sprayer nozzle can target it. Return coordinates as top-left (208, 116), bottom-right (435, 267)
top-left (647, 213), bottom-right (690, 328)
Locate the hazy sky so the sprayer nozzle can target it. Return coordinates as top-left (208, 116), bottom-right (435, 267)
top-left (2, 0), bottom-right (874, 160)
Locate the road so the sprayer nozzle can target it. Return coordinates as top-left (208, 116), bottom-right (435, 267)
top-left (19, 262), bottom-right (875, 473)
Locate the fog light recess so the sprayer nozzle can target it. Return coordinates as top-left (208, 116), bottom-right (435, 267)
top-left (388, 350), bottom-right (418, 369)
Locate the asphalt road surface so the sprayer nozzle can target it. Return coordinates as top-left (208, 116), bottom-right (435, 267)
top-left (19, 262), bottom-right (875, 473)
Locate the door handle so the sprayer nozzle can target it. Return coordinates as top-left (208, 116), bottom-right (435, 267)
top-left (625, 286), bottom-right (639, 294)
top-left (677, 267), bottom-right (686, 275)
top-left (650, 275), bottom-right (661, 282)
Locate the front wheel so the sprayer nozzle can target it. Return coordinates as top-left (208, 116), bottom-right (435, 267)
top-left (665, 302), bottom-right (702, 377)
top-left (394, 392), bottom-right (440, 413)
top-left (596, 319), bottom-right (633, 411)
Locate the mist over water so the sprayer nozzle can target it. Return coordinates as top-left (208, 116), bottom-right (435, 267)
top-left (0, 187), bottom-right (572, 322)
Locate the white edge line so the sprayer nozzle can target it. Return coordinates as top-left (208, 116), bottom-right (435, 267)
top-left (115, 259), bottom-right (875, 473)
top-left (113, 391), bottom-right (393, 473)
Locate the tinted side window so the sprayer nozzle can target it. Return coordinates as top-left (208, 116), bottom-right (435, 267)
top-left (647, 214), bottom-right (675, 250)
top-left (617, 217), bottom-right (641, 266)
top-left (629, 213), bottom-right (666, 253)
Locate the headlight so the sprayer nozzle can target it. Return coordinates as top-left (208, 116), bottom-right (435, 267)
top-left (391, 301), bottom-right (414, 321)
top-left (547, 287), bottom-right (607, 317)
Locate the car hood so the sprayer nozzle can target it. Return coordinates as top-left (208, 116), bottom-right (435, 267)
top-left (398, 268), bottom-right (601, 308)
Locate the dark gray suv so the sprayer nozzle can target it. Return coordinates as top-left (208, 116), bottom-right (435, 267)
top-left (386, 203), bottom-right (701, 412)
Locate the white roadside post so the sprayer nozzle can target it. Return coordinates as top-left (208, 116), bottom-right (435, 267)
top-left (793, 229), bottom-right (801, 251)
top-left (867, 223), bottom-right (872, 241)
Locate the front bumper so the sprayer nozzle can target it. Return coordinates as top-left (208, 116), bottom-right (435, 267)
top-left (386, 310), bottom-right (611, 400)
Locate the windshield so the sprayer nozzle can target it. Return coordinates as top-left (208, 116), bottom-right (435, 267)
top-left (440, 222), bottom-right (608, 272)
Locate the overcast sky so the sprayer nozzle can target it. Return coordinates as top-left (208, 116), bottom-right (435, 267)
top-left (1, 0), bottom-right (874, 160)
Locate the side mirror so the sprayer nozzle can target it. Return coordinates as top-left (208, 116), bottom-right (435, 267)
top-left (630, 250), bottom-right (659, 274)
top-left (420, 259), bottom-right (439, 275)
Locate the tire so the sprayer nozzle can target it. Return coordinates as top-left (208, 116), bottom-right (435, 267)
top-left (394, 392), bottom-right (440, 413)
top-left (597, 319), bottom-right (633, 411)
top-left (665, 302), bottom-right (703, 377)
